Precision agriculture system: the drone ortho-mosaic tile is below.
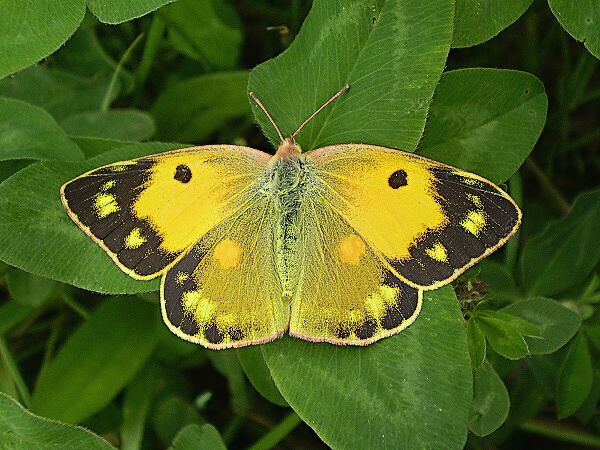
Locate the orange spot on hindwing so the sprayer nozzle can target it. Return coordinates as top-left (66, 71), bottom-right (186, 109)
top-left (338, 234), bottom-right (366, 265)
top-left (213, 239), bottom-right (242, 269)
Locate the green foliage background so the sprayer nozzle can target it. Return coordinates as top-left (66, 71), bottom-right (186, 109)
top-left (0, 0), bottom-right (598, 448)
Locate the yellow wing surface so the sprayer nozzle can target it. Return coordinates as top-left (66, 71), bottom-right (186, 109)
top-left (61, 146), bottom-right (288, 349)
top-left (61, 142), bottom-right (521, 348)
top-left (285, 144), bottom-right (520, 345)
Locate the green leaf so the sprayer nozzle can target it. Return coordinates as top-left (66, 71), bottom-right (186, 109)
top-left (60, 110), bottom-right (155, 141)
top-left (248, 0), bottom-right (454, 152)
top-left (0, 301), bottom-right (36, 336)
top-left (31, 298), bottom-right (160, 423)
top-left (468, 359), bottom-right (510, 436)
top-left (262, 287), bottom-right (472, 450)
top-left (467, 318), bottom-right (486, 367)
top-left (152, 396), bottom-right (204, 445)
top-left (208, 350), bottom-right (250, 415)
top-left (548, 0), bottom-right (600, 59)
top-left (168, 424), bottom-right (227, 450)
top-left (502, 298), bottom-right (581, 355)
top-left (6, 269), bottom-right (58, 307)
top-left (152, 71), bottom-right (250, 141)
top-left (237, 346), bottom-right (287, 407)
top-left (87, 0), bottom-right (178, 24)
top-left (476, 311), bottom-right (530, 360)
top-left (521, 189), bottom-right (600, 297)
top-left (0, 66), bottom-right (111, 120)
top-left (159, 0), bottom-right (242, 69)
top-left (0, 0), bottom-right (85, 79)
top-left (452, 0), bottom-right (533, 48)
top-left (0, 98), bottom-right (82, 161)
top-left (121, 364), bottom-right (162, 450)
top-left (557, 333), bottom-right (593, 419)
top-left (418, 69), bottom-right (546, 183)
top-left (0, 143), bottom-right (190, 294)
top-left (472, 259), bottom-right (524, 304)
top-left (0, 393), bottom-right (114, 449)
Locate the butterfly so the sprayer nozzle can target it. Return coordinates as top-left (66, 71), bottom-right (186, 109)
top-left (60, 85), bottom-right (521, 350)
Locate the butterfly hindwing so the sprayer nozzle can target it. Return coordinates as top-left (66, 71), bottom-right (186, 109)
top-left (161, 195), bottom-right (289, 349)
top-left (308, 144), bottom-right (521, 290)
top-left (288, 169), bottom-right (423, 345)
top-left (60, 146), bottom-right (271, 279)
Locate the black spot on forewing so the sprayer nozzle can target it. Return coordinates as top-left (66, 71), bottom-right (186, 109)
top-left (174, 164), bottom-right (192, 183)
top-left (388, 169), bottom-right (408, 188)
top-left (391, 166), bottom-right (520, 287)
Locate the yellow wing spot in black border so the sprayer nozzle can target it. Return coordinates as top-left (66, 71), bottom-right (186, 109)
top-left (175, 271), bottom-right (189, 285)
top-left (94, 193), bottom-right (120, 218)
top-left (425, 242), bottom-right (448, 262)
top-left (100, 180), bottom-right (116, 191)
top-left (124, 227), bottom-right (147, 249)
top-left (467, 193), bottom-right (483, 208)
top-left (461, 211), bottom-right (486, 237)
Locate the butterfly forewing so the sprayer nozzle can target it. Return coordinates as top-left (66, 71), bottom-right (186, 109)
top-left (308, 144), bottom-right (521, 290)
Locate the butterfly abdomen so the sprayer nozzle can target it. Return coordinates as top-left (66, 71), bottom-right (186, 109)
top-left (269, 154), bottom-right (312, 296)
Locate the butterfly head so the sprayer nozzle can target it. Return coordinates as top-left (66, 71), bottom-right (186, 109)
top-left (275, 137), bottom-right (302, 159)
top-left (250, 85), bottom-right (350, 159)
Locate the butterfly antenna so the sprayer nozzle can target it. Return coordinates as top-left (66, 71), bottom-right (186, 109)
top-left (291, 84), bottom-right (350, 139)
top-left (249, 92), bottom-right (285, 143)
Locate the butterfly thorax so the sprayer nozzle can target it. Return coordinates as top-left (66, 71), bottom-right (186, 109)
top-left (268, 144), bottom-right (310, 297)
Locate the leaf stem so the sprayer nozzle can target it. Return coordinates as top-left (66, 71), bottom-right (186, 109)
top-left (0, 336), bottom-right (31, 408)
top-left (248, 411), bottom-right (302, 450)
top-left (524, 157), bottom-right (570, 215)
top-left (521, 419), bottom-right (600, 448)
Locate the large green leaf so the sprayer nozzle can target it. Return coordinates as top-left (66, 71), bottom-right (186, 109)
top-left (521, 189), bottom-right (600, 297)
top-left (452, 0), bottom-right (533, 48)
top-left (548, 0), bottom-right (600, 59)
top-left (418, 69), bottom-right (546, 183)
top-left (60, 110), bottom-right (155, 141)
top-left (31, 298), bottom-right (160, 424)
top-left (262, 287), bottom-right (472, 449)
top-left (151, 71), bottom-right (250, 141)
top-left (557, 333), bottom-right (593, 418)
top-left (0, 65), bottom-right (111, 120)
top-left (0, 143), bottom-right (192, 293)
top-left (0, 0), bottom-right (85, 79)
top-left (0, 393), bottom-right (114, 450)
top-left (87, 0), bottom-right (178, 24)
top-left (248, 0), bottom-right (454, 152)
top-left (0, 98), bottom-right (83, 161)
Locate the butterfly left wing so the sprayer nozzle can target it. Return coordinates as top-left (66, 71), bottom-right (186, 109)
top-left (60, 146), bottom-right (271, 280)
top-left (307, 144), bottom-right (522, 290)
top-left (161, 193), bottom-right (290, 349)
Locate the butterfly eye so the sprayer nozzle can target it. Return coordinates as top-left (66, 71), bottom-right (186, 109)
top-left (174, 164), bottom-right (192, 183)
top-left (388, 169), bottom-right (408, 189)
